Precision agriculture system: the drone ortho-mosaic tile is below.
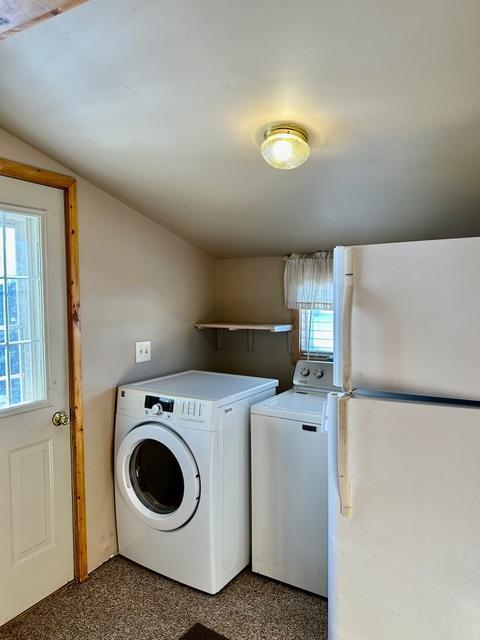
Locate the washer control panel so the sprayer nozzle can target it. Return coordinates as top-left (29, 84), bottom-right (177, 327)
top-left (293, 359), bottom-right (334, 390)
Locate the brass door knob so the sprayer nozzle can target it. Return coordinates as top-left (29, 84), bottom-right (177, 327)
top-left (52, 410), bottom-right (70, 427)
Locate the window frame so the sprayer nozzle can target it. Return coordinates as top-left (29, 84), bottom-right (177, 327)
top-left (291, 309), bottom-right (334, 363)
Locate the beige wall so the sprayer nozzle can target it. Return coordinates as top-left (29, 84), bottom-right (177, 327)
top-left (0, 129), bottom-right (215, 571)
top-left (213, 257), bottom-right (294, 390)
top-left (0, 130), bottom-right (299, 574)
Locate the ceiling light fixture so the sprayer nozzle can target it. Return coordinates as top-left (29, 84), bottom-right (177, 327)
top-left (260, 124), bottom-right (310, 170)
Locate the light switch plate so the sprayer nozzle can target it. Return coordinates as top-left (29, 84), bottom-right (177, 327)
top-left (135, 340), bottom-right (151, 363)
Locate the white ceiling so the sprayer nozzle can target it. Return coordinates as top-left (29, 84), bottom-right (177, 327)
top-left (1, 0), bottom-right (480, 257)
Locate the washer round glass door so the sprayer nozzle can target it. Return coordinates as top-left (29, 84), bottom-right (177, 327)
top-left (116, 422), bottom-right (200, 531)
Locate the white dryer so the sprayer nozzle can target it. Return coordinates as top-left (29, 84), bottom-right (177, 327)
top-left (250, 359), bottom-right (333, 597)
top-left (114, 370), bottom-right (277, 594)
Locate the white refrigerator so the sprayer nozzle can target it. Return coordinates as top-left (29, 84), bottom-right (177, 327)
top-left (327, 237), bottom-right (480, 640)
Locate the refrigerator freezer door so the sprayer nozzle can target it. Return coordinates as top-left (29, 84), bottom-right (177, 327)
top-left (334, 237), bottom-right (480, 400)
top-left (328, 394), bottom-right (480, 640)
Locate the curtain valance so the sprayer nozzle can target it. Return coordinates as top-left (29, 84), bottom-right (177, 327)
top-left (284, 251), bottom-right (333, 310)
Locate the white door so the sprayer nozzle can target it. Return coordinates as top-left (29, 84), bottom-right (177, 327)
top-left (0, 176), bottom-right (73, 625)
top-left (327, 393), bottom-right (480, 640)
top-left (333, 238), bottom-right (480, 399)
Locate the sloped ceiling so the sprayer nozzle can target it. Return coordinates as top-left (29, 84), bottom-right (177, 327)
top-left (1, 0), bottom-right (480, 257)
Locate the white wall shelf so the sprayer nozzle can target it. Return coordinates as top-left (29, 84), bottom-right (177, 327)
top-left (195, 322), bottom-right (292, 333)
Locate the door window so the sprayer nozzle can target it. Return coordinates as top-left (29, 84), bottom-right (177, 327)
top-left (0, 210), bottom-right (46, 409)
top-left (129, 439), bottom-right (185, 514)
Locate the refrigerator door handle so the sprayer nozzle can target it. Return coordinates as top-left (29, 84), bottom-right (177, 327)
top-left (338, 395), bottom-right (353, 517)
top-left (333, 247), bottom-right (355, 390)
top-left (342, 247), bottom-right (354, 392)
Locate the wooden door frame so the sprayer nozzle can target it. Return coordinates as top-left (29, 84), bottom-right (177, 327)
top-left (0, 157), bottom-right (88, 582)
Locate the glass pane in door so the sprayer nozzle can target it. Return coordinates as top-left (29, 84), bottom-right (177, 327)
top-left (0, 211), bottom-right (46, 409)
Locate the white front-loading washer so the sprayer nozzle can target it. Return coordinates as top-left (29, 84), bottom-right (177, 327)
top-left (250, 359), bottom-right (334, 597)
top-left (115, 370), bottom-right (277, 594)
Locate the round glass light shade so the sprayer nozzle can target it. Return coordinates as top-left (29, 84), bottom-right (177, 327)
top-left (261, 126), bottom-right (310, 170)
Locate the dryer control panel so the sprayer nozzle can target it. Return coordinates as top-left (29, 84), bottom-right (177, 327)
top-left (144, 395), bottom-right (175, 413)
top-left (180, 399), bottom-right (205, 420)
top-left (116, 386), bottom-right (213, 429)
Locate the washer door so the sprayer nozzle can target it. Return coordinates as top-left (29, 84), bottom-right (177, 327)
top-left (116, 422), bottom-right (200, 531)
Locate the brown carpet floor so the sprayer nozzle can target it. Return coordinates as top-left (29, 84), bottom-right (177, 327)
top-left (0, 556), bottom-right (328, 640)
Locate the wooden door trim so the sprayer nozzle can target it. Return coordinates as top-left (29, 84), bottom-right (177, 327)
top-left (0, 157), bottom-right (88, 582)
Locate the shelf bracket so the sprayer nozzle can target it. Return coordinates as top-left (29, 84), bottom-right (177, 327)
top-left (247, 329), bottom-right (255, 352)
top-left (287, 330), bottom-right (293, 355)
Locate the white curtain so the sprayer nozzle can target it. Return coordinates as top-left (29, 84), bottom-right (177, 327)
top-left (284, 251), bottom-right (333, 310)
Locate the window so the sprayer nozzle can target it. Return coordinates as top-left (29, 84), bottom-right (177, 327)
top-left (284, 251), bottom-right (334, 361)
top-left (299, 308), bottom-right (334, 357)
top-left (0, 211), bottom-right (46, 410)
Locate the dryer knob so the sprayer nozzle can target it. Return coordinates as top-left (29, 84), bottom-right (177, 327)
top-left (151, 403), bottom-right (163, 415)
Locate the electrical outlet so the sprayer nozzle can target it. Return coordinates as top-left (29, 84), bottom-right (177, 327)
top-left (135, 341), bottom-right (151, 363)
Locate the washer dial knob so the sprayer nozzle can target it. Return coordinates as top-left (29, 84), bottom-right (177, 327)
top-left (313, 368), bottom-right (325, 379)
top-left (301, 367), bottom-right (310, 376)
top-left (151, 403), bottom-right (163, 415)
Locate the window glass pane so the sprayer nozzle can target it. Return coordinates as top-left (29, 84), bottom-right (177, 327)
top-left (9, 344), bottom-right (20, 375)
top-left (7, 279), bottom-right (20, 335)
top-left (5, 213), bottom-right (40, 278)
top-left (300, 309), bottom-right (334, 354)
top-left (15, 342), bottom-right (40, 406)
top-left (7, 326), bottom-right (42, 406)
top-left (0, 346), bottom-right (6, 378)
top-left (7, 279), bottom-right (42, 342)
top-left (10, 376), bottom-right (21, 406)
top-left (0, 380), bottom-right (7, 409)
top-left (0, 210), bottom-right (46, 410)
top-left (0, 217), bottom-right (4, 279)
top-left (0, 281), bottom-right (4, 345)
